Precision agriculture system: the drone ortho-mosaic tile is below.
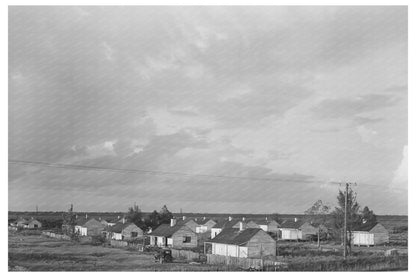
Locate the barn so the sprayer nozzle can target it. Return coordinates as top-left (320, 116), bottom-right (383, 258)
top-left (352, 222), bottom-right (389, 246)
top-left (149, 219), bottom-right (198, 249)
top-left (209, 228), bottom-right (276, 258)
top-left (106, 222), bottom-right (143, 241)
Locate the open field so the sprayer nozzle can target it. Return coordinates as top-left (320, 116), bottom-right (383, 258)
top-left (8, 231), bottom-right (236, 271)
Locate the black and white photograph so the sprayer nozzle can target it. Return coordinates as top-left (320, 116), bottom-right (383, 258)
top-left (7, 4), bottom-right (409, 272)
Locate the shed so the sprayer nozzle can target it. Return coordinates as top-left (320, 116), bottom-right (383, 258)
top-left (209, 228), bottom-right (276, 258)
top-left (352, 222), bottom-right (389, 246)
top-left (27, 219), bottom-right (42, 229)
top-left (279, 220), bottom-right (317, 240)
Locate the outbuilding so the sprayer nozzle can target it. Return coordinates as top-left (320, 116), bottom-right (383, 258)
top-left (75, 217), bottom-right (105, 236)
top-left (279, 219), bottom-right (318, 240)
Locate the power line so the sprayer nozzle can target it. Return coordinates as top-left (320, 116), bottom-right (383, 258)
top-left (8, 159), bottom-right (316, 184)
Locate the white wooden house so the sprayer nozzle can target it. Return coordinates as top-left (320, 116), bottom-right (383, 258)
top-left (209, 228), bottom-right (276, 258)
top-left (352, 222), bottom-right (389, 246)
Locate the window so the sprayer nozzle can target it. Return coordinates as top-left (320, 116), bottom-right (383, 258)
top-left (131, 232), bottom-right (138, 238)
top-left (183, 236), bottom-right (191, 243)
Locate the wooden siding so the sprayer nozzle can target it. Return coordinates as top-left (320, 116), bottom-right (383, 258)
top-left (246, 230), bottom-right (276, 258)
top-left (84, 219), bottom-right (105, 236)
top-left (121, 224), bottom-right (144, 240)
top-left (172, 226), bottom-right (198, 249)
top-left (370, 223), bottom-right (389, 245)
top-left (280, 228), bottom-right (301, 240)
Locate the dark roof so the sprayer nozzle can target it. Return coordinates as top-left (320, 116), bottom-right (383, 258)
top-left (212, 218), bottom-right (243, 229)
top-left (107, 222), bottom-right (138, 233)
top-left (210, 228), bottom-right (263, 245)
top-left (353, 222), bottom-right (380, 232)
top-left (280, 220), bottom-right (304, 229)
top-left (150, 224), bottom-right (186, 237)
top-left (76, 218), bottom-right (99, 227)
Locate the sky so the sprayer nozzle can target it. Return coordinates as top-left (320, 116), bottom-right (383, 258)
top-left (9, 6), bottom-right (408, 214)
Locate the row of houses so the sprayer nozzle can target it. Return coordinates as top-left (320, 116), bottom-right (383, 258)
top-left (11, 217), bottom-right (42, 229)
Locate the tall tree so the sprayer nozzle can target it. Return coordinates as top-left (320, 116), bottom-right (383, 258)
top-left (360, 206), bottom-right (377, 225)
top-left (126, 204), bottom-right (145, 228)
top-left (332, 188), bottom-right (361, 255)
top-left (159, 205), bottom-right (173, 224)
top-left (62, 204), bottom-right (77, 237)
top-left (144, 210), bottom-right (160, 230)
top-left (304, 200), bottom-right (331, 248)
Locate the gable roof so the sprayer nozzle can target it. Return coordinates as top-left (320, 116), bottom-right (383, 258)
top-left (210, 228), bottom-right (263, 245)
top-left (76, 217), bottom-right (101, 227)
top-left (212, 218), bottom-right (243, 229)
top-left (353, 222), bottom-right (381, 232)
top-left (280, 220), bottom-right (304, 229)
top-left (107, 222), bottom-right (139, 233)
top-left (150, 224), bottom-right (190, 237)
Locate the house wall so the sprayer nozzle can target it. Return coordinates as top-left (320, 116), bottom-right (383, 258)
top-left (151, 236), bottom-right (166, 247)
top-left (112, 232), bottom-right (123, 240)
top-left (75, 226), bottom-right (88, 236)
top-left (211, 228), bottom-right (222, 239)
top-left (212, 243), bottom-right (247, 258)
top-left (353, 232), bottom-right (374, 246)
top-left (300, 223), bottom-right (318, 240)
top-left (172, 226), bottom-right (197, 249)
top-left (121, 224), bottom-right (143, 240)
top-left (246, 230), bottom-right (276, 258)
top-left (267, 221), bottom-right (280, 233)
top-left (196, 225), bottom-right (208, 233)
top-left (85, 220), bottom-right (105, 236)
top-left (371, 224), bottom-right (389, 245)
top-left (28, 220), bottom-right (42, 229)
top-left (185, 221), bottom-right (199, 232)
top-left (258, 225), bottom-right (268, 232)
top-left (281, 228), bottom-right (301, 240)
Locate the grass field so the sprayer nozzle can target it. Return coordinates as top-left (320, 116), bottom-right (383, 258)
top-left (8, 231), bottom-right (235, 271)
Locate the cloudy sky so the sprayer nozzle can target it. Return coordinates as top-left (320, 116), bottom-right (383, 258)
top-left (9, 6), bottom-right (407, 214)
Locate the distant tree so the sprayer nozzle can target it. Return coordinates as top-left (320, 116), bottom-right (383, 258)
top-left (62, 204), bottom-right (77, 237)
top-left (360, 206), bottom-right (377, 225)
top-left (304, 200), bottom-right (331, 247)
top-left (159, 205), bottom-right (173, 224)
top-left (332, 188), bottom-right (361, 255)
top-left (126, 204), bottom-right (145, 229)
top-left (144, 210), bottom-right (160, 230)
top-left (271, 213), bottom-right (280, 224)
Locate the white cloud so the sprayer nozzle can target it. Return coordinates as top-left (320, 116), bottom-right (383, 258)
top-left (390, 145), bottom-right (407, 191)
top-left (357, 125), bottom-right (378, 144)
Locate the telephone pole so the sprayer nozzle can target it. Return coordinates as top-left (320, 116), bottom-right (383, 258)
top-left (343, 183), bottom-right (348, 259)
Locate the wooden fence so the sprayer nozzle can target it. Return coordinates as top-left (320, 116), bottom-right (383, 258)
top-left (42, 231), bottom-right (71, 241)
top-left (171, 249), bottom-right (200, 261)
top-left (206, 254), bottom-right (278, 269)
top-left (110, 240), bottom-right (128, 247)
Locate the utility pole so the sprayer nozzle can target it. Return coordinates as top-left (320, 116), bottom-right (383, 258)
top-left (343, 183), bottom-right (349, 259)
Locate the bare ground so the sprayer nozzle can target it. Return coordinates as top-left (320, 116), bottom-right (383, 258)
top-left (8, 231), bottom-right (233, 271)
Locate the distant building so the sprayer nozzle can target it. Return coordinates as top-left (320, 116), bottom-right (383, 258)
top-left (27, 219), bottom-right (42, 229)
top-left (14, 217), bottom-right (42, 229)
top-left (352, 222), bottom-right (389, 246)
top-left (210, 217), bottom-right (246, 239)
top-left (246, 219), bottom-right (280, 233)
top-left (149, 219), bottom-right (197, 249)
top-left (195, 218), bottom-right (217, 233)
top-left (74, 217), bottom-right (105, 236)
top-left (209, 227), bottom-right (276, 258)
top-left (279, 219), bottom-right (318, 240)
top-left (105, 222), bottom-right (143, 241)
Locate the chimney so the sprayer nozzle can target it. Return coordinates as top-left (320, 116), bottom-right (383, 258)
top-left (170, 218), bottom-right (177, 227)
top-left (242, 217), bottom-right (246, 221)
top-left (228, 216), bottom-right (232, 221)
top-left (265, 216), bottom-right (268, 221)
top-left (76, 214), bottom-right (78, 219)
top-left (182, 216), bottom-right (186, 221)
top-left (99, 217), bottom-right (101, 221)
top-left (148, 227), bottom-right (152, 234)
top-left (118, 215), bottom-right (120, 219)
top-left (294, 217), bottom-right (298, 222)
top-left (203, 216), bottom-right (206, 220)
top-left (85, 214), bottom-right (88, 219)
top-left (122, 218), bottom-right (126, 224)
top-left (239, 221), bottom-right (244, 231)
